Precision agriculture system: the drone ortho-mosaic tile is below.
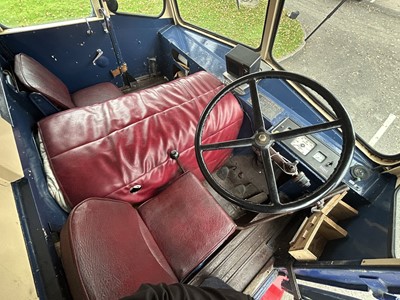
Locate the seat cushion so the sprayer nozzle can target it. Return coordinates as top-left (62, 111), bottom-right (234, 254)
top-left (61, 198), bottom-right (178, 300)
top-left (138, 172), bottom-right (236, 280)
top-left (72, 82), bottom-right (124, 107)
top-left (14, 53), bottom-right (75, 109)
top-left (38, 71), bottom-right (244, 209)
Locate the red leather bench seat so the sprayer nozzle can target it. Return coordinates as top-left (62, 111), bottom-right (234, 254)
top-left (61, 173), bottom-right (236, 299)
top-left (38, 71), bottom-right (243, 209)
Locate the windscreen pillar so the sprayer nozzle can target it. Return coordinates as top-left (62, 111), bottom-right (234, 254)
top-left (0, 117), bottom-right (36, 299)
top-left (0, 117), bottom-right (23, 184)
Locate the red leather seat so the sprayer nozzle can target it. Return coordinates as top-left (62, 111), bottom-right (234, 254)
top-left (38, 71), bottom-right (243, 209)
top-left (14, 53), bottom-right (123, 109)
top-left (61, 199), bottom-right (179, 300)
top-left (61, 173), bottom-right (236, 300)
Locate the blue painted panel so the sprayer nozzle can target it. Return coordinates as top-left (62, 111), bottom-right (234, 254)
top-left (159, 25), bottom-right (231, 80)
top-left (295, 266), bottom-right (400, 294)
top-left (111, 15), bottom-right (172, 78)
top-left (0, 16), bottom-right (173, 92)
top-left (1, 21), bottom-right (120, 91)
top-left (0, 74), bottom-right (69, 297)
top-left (1, 76), bottom-right (68, 230)
top-left (321, 175), bottom-right (396, 260)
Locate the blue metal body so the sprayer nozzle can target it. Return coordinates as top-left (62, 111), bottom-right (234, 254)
top-left (295, 265), bottom-right (400, 294)
top-left (1, 16), bottom-right (172, 91)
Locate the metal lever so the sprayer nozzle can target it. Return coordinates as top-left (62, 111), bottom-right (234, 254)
top-left (92, 49), bottom-right (104, 65)
top-left (85, 18), bottom-right (93, 35)
top-left (170, 150), bottom-right (185, 173)
top-left (99, 7), bottom-right (110, 33)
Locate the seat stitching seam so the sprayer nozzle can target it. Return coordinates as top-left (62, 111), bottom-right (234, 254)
top-left (49, 84), bottom-right (224, 158)
top-left (102, 118), bottom-right (242, 198)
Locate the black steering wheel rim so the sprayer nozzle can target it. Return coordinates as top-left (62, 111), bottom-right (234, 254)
top-left (195, 70), bottom-right (355, 214)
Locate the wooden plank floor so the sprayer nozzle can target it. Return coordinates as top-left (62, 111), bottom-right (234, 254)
top-left (189, 214), bottom-right (290, 293)
top-left (189, 154), bottom-right (292, 295)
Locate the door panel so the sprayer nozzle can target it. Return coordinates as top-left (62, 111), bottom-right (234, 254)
top-left (111, 15), bottom-right (172, 78)
top-left (0, 16), bottom-right (173, 92)
top-left (1, 20), bottom-right (119, 91)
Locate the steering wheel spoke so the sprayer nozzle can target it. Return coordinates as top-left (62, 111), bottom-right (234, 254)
top-left (272, 120), bottom-right (342, 141)
top-left (200, 137), bottom-right (254, 151)
top-left (249, 79), bottom-right (265, 132)
top-left (260, 149), bottom-right (281, 206)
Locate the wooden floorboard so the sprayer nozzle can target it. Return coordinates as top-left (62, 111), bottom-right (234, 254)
top-left (189, 215), bottom-right (290, 292)
top-left (190, 154), bottom-right (291, 293)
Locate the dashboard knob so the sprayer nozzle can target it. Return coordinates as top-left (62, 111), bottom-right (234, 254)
top-left (350, 165), bottom-right (370, 181)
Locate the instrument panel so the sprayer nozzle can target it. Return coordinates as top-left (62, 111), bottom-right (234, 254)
top-left (273, 118), bottom-right (340, 180)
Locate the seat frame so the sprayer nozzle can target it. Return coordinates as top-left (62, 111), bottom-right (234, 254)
top-left (14, 53), bottom-right (123, 110)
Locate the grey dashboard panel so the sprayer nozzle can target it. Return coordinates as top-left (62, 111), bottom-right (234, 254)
top-left (273, 118), bottom-right (340, 180)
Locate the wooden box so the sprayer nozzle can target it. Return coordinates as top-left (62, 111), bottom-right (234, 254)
top-left (289, 212), bottom-right (347, 261)
top-left (289, 191), bottom-right (358, 261)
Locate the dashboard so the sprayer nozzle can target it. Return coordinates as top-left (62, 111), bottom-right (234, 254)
top-left (272, 118), bottom-right (340, 180)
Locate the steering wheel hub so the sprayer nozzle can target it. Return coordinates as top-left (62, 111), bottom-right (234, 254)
top-left (255, 132), bottom-right (271, 148)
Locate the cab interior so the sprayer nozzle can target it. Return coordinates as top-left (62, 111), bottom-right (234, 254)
top-left (0, 0), bottom-right (399, 299)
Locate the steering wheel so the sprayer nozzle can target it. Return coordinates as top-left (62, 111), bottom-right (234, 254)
top-left (195, 71), bottom-right (355, 214)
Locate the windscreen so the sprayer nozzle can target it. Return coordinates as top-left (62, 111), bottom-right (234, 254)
top-left (273, 0), bottom-right (399, 155)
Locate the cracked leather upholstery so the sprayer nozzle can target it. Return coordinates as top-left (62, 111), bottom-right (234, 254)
top-left (61, 198), bottom-right (178, 300)
top-left (61, 173), bottom-right (236, 299)
top-left (39, 71), bottom-right (243, 209)
top-left (138, 172), bottom-right (236, 280)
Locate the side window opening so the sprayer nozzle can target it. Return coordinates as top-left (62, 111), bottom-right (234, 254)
top-left (175, 0), bottom-right (303, 57)
top-left (115, 0), bottom-right (164, 17)
top-left (0, 0), bottom-right (93, 28)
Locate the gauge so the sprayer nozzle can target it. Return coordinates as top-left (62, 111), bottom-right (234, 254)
top-left (290, 136), bottom-right (316, 155)
top-left (313, 151), bottom-right (327, 163)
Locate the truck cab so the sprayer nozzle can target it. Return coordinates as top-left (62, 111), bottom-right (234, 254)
top-left (0, 0), bottom-right (399, 299)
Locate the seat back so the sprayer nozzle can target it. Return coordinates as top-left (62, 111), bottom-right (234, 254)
top-left (14, 53), bottom-right (75, 109)
top-left (61, 198), bottom-right (178, 300)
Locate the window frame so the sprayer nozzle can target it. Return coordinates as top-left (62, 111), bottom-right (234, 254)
top-left (173, 0), bottom-right (269, 51)
top-left (265, 1), bottom-right (400, 161)
top-left (112, 0), bottom-right (166, 18)
top-left (0, 0), bottom-right (97, 30)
